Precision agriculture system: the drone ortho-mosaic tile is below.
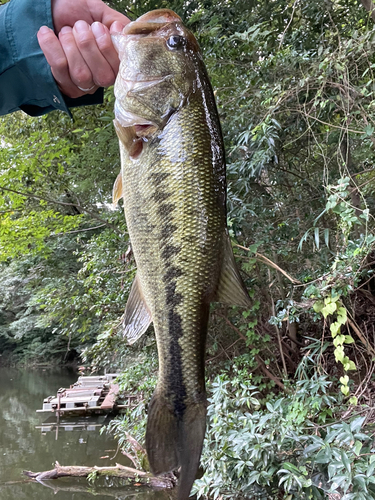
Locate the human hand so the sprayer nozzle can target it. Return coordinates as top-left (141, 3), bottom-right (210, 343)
top-left (37, 0), bottom-right (129, 98)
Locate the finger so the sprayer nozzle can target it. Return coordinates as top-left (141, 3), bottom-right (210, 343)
top-left (37, 26), bottom-right (85, 99)
top-left (59, 25), bottom-right (97, 91)
top-left (91, 22), bottom-right (120, 77)
top-left (87, 0), bottom-right (130, 29)
top-left (73, 20), bottom-right (116, 87)
top-left (110, 21), bottom-right (126, 34)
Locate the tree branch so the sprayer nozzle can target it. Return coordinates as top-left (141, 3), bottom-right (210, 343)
top-left (235, 244), bottom-right (301, 284)
top-left (0, 185), bottom-right (121, 234)
top-left (24, 462), bottom-right (175, 489)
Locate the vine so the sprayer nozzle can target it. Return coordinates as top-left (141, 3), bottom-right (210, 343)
top-left (313, 295), bottom-right (357, 403)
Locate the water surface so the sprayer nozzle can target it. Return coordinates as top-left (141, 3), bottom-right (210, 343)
top-left (0, 367), bottom-right (171, 500)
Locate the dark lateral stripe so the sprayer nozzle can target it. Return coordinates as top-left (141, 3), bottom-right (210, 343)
top-left (163, 266), bottom-right (182, 282)
top-left (158, 202), bottom-right (175, 218)
top-left (152, 177), bottom-right (187, 420)
top-left (148, 172), bottom-right (170, 184)
top-left (166, 308), bottom-right (186, 419)
top-left (152, 190), bottom-right (172, 202)
top-left (165, 281), bottom-right (183, 307)
top-left (161, 223), bottom-right (177, 239)
top-left (161, 244), bottom-right (181, 260)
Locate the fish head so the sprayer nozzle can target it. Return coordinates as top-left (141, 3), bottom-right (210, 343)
top-left (112, 9), bottom-right (201, 131)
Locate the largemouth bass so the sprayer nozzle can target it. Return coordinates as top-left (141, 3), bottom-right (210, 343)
top-left (112, 9), bottom-right (251, 499)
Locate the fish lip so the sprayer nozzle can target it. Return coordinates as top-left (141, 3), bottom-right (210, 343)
top-left (114, 101), bottom-right (156, 128)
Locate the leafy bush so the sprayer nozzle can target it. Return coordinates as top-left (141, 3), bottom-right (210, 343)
top-left (193, 359), bottom-right (375, 500)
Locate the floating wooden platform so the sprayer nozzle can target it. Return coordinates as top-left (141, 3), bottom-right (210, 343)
top-left (37, 374), bottom-right (139, 416)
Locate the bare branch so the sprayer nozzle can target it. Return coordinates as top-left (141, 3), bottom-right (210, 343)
top-left (0, 185), bottom-right (121, 234)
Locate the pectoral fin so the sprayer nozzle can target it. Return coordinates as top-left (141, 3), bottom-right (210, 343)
top-left (112, 172), bottom-right (123, 206)
top-left (123, 273), bottom-right (152, 344)
top-left (214, 234), bottom-right (251, 308)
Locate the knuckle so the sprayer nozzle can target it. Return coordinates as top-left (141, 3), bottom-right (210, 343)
top-left (95, 72), bottom-right (115, 88)
top-left (76, 34), bottom-right (94, 51)
top-left (54, 57), bottom-right (68, 73)
top-left (72, 66), bottom-right (92, 86)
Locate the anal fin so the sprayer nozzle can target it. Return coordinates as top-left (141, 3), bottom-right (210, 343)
top-left (214, 233), bottom-right (251, 308)
top-left (123, 273), bottom-right (152, 344)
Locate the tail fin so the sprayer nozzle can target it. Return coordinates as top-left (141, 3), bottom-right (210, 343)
top-left (145, 394), bottom-right (179, 474)
top-left (177, 403), bottom-right (207, 500)
top-left (146, 394), bottom-right (207, 500)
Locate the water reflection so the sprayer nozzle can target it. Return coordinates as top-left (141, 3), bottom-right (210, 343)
top-left (0, 368), bottom-right (172, 500)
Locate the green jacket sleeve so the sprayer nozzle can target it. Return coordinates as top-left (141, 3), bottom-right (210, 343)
top-left (0, 0), bottom-right (103, 117)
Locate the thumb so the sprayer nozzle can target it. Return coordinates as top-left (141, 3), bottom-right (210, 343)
top-left (92, 2), bottom-right (130, 29)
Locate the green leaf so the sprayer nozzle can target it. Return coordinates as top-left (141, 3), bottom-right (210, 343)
top-left (330, 322), bottom-right (341, 337)
top-left (335, 345), bottom-right (345, 363)
top-left (353, 440), bottom-right (362, 456)
top-left (340, 375), bottom-right (349, 386)
top-left (341, 385), bottom-right (350, 396)
top-left (345, 360), bottom-right (356, 371)
top-left (340, 450), bottom-right (351, 474)
top-left (314, 227), bottom-right (320, 249)
top-left (322, 302), bottom-right (337, 318)
top-left (313, 300), bottom-right (324, 313)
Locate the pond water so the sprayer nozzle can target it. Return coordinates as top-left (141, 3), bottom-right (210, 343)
top-left (0, 367), bottom-right (171, 500)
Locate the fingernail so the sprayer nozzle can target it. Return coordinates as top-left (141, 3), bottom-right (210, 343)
top-left (74, 20), bottom-right (89, 33)
top-left (60, 26), bottom-right (72, 34)
top-left (91, 22), bottom-right (106, 39)
top-left (110, 21), bottom-right (125, 34)
top-left (38, 26), bottom-right (51, 35)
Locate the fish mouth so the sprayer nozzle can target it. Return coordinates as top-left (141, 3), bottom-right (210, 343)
top-left (114, 101), bottom-right (155, 128)
top-left (114, 77), bottom-right (170, 129)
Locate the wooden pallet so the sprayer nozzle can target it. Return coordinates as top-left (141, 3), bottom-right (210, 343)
top-left (38, 374), bottom-right (123, 414)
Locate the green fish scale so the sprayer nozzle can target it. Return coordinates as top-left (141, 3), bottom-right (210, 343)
top-left (122, 91), bottom-right (225, 414)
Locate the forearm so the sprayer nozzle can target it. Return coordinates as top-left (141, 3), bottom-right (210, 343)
top-left (0, 0), bottom-right (103, 116)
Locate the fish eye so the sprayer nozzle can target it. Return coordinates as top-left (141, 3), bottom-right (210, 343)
top-left (166, 35), bottom-right (186, 50)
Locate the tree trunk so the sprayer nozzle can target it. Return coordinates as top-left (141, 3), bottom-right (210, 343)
top-left (360, 0), bottom-right (375, 23)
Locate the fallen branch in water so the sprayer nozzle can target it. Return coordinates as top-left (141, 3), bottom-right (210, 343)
top-left (23, 461), bottom-right (175, 489)
top-left (23, 482), bottom-right (173, 498)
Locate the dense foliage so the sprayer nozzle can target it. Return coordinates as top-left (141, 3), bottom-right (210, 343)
top-left (2, 0), bottom-right (375, 498)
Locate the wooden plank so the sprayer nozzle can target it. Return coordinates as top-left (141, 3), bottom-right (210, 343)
top-left (64, 389), bottom-right (102, 398)
top-left (100, 384), bottom-right (119, 409)
top-left (36, 404), bottom-right (129, 413)
top-left (47, 396), bottom-right (100, 409)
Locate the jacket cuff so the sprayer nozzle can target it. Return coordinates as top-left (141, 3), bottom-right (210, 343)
top-left (0, 0), bottom-right (103, 117)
